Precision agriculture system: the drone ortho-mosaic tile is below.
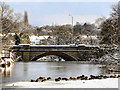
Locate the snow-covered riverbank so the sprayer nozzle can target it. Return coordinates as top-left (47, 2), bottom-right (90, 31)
top-left (4, 78), bottom-right (118, 88)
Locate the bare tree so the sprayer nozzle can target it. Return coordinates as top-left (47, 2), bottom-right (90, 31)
top-left (0, 2), bottom-right (22, 44)
top-left (48, 25), bottom-right (71, 45)
top-left (95, 17), bottom-right (106, 27)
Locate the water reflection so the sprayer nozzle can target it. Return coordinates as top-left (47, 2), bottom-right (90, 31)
top-left (0, 65), bottom-right (14, 83)
top-left (1, 62), bottom-right (109, 84)
top-left (23, 63), bottom-right (28, 76)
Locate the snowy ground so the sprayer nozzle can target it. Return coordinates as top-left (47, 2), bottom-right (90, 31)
top-left (4, 78), bottom-right (118, 88)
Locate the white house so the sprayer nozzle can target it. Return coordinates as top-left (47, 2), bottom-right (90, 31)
top-left (30, 35), bottom-right (49, 45)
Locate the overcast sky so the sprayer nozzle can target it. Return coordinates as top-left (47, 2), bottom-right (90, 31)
top-left (5, 1), bottom-right (118, 26)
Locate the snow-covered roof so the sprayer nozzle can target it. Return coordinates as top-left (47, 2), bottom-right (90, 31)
top-left (81, 35), bottom-right (97, 39)
top-left (30, 35), bottom-right (49, 42)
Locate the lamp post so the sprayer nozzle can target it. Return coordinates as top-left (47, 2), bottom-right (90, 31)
top-left (69, 14), bottom-right (73, 44)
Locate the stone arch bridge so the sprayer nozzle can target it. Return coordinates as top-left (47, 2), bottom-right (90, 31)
top-left (9, 44), bottom-right (103, 61)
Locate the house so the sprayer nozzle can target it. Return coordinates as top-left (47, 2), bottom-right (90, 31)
top-left (30, 35), bottom-right (49, 45)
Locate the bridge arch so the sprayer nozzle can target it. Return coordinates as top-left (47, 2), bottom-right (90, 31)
top-left (31, 52), bottom-right (77, 61)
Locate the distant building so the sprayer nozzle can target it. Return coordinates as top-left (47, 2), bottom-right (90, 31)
top-left (76, 22), bottom-right (80, 25)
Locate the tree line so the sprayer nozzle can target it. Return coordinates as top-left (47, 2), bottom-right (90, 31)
top-left (0, 1), bottom-right (120, 46)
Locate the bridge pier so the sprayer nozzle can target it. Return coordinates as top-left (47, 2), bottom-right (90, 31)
top-left (22, 52), bottom-right (31, 62)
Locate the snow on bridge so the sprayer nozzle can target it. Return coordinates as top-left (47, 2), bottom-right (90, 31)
top-left (12, 44), bottom-right (100, 48)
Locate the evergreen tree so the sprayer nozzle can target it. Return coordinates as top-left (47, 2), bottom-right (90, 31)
top-left (14, 33), bottom-right (20, 45)
top-left (100, 2), bottom-right (120, 45)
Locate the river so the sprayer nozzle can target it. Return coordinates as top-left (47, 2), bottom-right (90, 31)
top-left (0, 61), bottom-right (108, 84)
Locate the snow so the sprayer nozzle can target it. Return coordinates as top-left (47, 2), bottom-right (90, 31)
top-left (85, 45), bottom-right (99, 48)
top-left (99, 47), bottom-right (120, 63)
top-left (13, 44), bottom-right (29, 46)
top-left (30, 35), bottom-right (49, 44)
top-left (0, 57), bottom-right (14, 67)
top-left (5, 58), bottom-right (14, 64)
top-left (12, 44), bottom-right (100, 49)
top-left (8, 33), bottom-right (15, 36)
top-left (5, 78), bottom-right (118, 88)
top-left (0, 33), bottom-right (3, 36)
top-left (0, 57), bottom-right (14, 73)
top-left (0, 59), bottom-right (5, 65)
top-left (0, 64), bottom-right (14, 73)
top-left (81, 35), bottom-right (97, 39)
top-left (30, 45), bottom-right (76, 47)
top-left (81, 35), bottom-right (88, 38)
top-left (113, 52), bottom-right (120, 59)
top-left (30, 35), bottom-right (49, 45)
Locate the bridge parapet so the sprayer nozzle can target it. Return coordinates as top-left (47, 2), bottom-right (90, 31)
top-left (10, 44), bottom-right (100, 51)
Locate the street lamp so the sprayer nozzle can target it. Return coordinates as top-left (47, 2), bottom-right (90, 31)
top-left (69, 14), bottom-right (74, 44)
top-left (69, 14), bottom-right (73, 26)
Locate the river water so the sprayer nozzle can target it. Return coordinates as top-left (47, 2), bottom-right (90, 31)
top-left (0, 61), bottom-right (108, 84)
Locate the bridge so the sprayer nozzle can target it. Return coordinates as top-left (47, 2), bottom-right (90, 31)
top-left (9, 44), bottom-right (103, 61)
